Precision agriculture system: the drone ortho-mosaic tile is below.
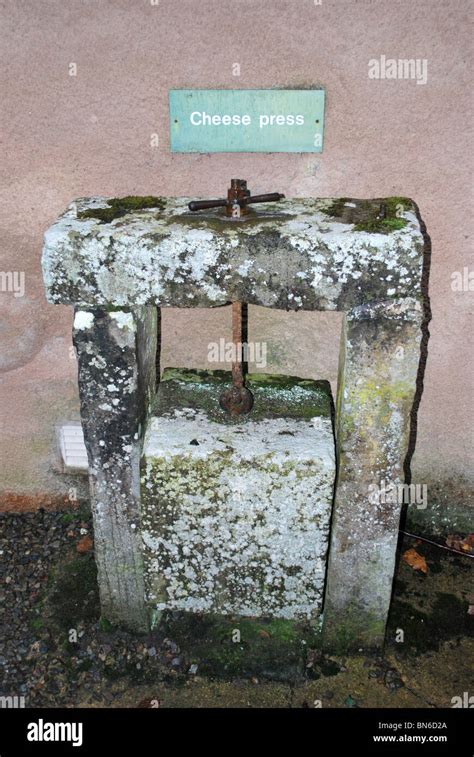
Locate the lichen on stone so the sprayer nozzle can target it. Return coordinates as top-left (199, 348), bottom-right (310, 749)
top-left (141, 369), bottom-right (335, 623)
top-left (73, 311), bottom-right (94, 330)
top-left (154, 368), bottom-right (333, 424)
top-left (109, 311), bottom-right (135, 331)
top-left (42, 196), bottom-right (425, 309)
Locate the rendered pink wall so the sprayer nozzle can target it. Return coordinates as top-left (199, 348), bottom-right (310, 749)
top-left (0, 0), bottom-right (472, 515)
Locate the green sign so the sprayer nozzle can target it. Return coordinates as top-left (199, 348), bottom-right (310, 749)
top-left (169, 89), bottom-right (325, 153)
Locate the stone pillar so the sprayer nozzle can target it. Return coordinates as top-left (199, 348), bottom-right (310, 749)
top-left (73, 306), bottom-right (157, 631)
top-left (322, 298), bottom-right (423, 651)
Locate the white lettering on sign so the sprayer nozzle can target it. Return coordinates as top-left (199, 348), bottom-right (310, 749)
top-left (189, 111), bottom-right (305, 128)
top-left (190, 111), bottom-right (251, 126)
top-left (258, 114), bottom-right (304, 128)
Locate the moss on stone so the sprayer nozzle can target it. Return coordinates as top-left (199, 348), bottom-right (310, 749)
top-left (324, 613), bottom-right (386, 655)
top-left (98, 616), bottom-right (114, 632)
top-left (155, 367), bottom-right (333, 423)
top-left (77, 195), bottom-right (165, 223)
top-left (354, 217), bottom-right (407, 233)
top-left (323, 198), bottom-right (351, 218)
top-left (384, 196), bottom-right (413, 212)
top-left (162, 208), bottom-right (293, 232)
top-left (142, 369), bottom-right (334, 622)
top-left (348, 379), bottom-right (414, 419)
top-left (142, 441), bottom-right (330, 616)
top-left (322, 196), bottom-right (413, 234)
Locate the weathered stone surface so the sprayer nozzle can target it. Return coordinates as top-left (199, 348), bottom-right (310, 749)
top-left (43, 194), bottom-right (427, 649)
top-left (322, 298), bottom-right (423, 651)
top-left (141, 369), bottom-right (335, 623)
top-left (73, 306), bottom-right (157, 630)
top-left (42, 196), bottom-right (424, 310)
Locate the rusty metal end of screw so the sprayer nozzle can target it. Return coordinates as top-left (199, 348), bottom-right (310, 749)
top-left (219, 386), bottom-right (254, 416)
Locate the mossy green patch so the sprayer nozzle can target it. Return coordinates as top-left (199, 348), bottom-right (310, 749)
top-left (348, 379), bottom-right (413, 422)
top-left (322, 196), bottom-right (413, 234)
top-left (354, 217), bottom-right (407, 233)
top-left (47, 554), bottom-right (100, 629)
top-left (29, 617), bottom-right (45, 633)
top-left (162, 208), bottom-right (293, 232)
top-left (161, 612), bottom-right (322, 682)
top-left (325, 614), bottom-right (386, 655)
top-left (155, 367), bottom-right (333, 424)
top-left (59, 502), bottom-right (91, 526)
top-left (78, 195), bottom-right (165, 224)
top-left (98, 617), bottom-right (114, 632)
top-left (323, 197), bottom-right (351, 218)
top-left (61, 513), bottom-right (75, 525)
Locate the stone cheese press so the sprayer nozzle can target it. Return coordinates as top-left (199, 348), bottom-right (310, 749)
top-left (42, 183), bottom-right (426, 651)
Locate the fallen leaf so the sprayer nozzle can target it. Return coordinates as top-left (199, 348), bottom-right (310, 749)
top-left (76, 535), bottom-right (93, 554)
top-left (446, 533), bottom-right (474, 554)
top-left (403, 548), bottom-right (428, 574)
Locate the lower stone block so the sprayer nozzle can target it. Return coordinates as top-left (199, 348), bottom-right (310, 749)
top-left (141, 369), bottom-right (335, 623)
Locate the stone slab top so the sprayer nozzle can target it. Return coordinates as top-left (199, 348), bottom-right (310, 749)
top-left (152, 368), bottom-right (333, 425)
top-left (143, 409), bottom-right (335, 468)
top-left (42, 195), bottom-right (425, 311)
top-left (144, 369), bottom-right (335, 470)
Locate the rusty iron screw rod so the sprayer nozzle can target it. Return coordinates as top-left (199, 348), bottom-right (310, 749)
top-left (188, 180), bottom-right (285, 414)
top-left (219, 301), bottom-right (254, 416)
top-left (188, 178), bottom-right (284, 216)
top-left (188, 193), bottom-right (285, 214)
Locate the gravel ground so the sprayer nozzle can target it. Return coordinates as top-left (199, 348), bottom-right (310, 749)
top-left (0, 506), bottom-right (472, 708)
top-left (1, 509), bottom-right (67, 703)
top-left (0, 508), bottom-right (174, 707)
